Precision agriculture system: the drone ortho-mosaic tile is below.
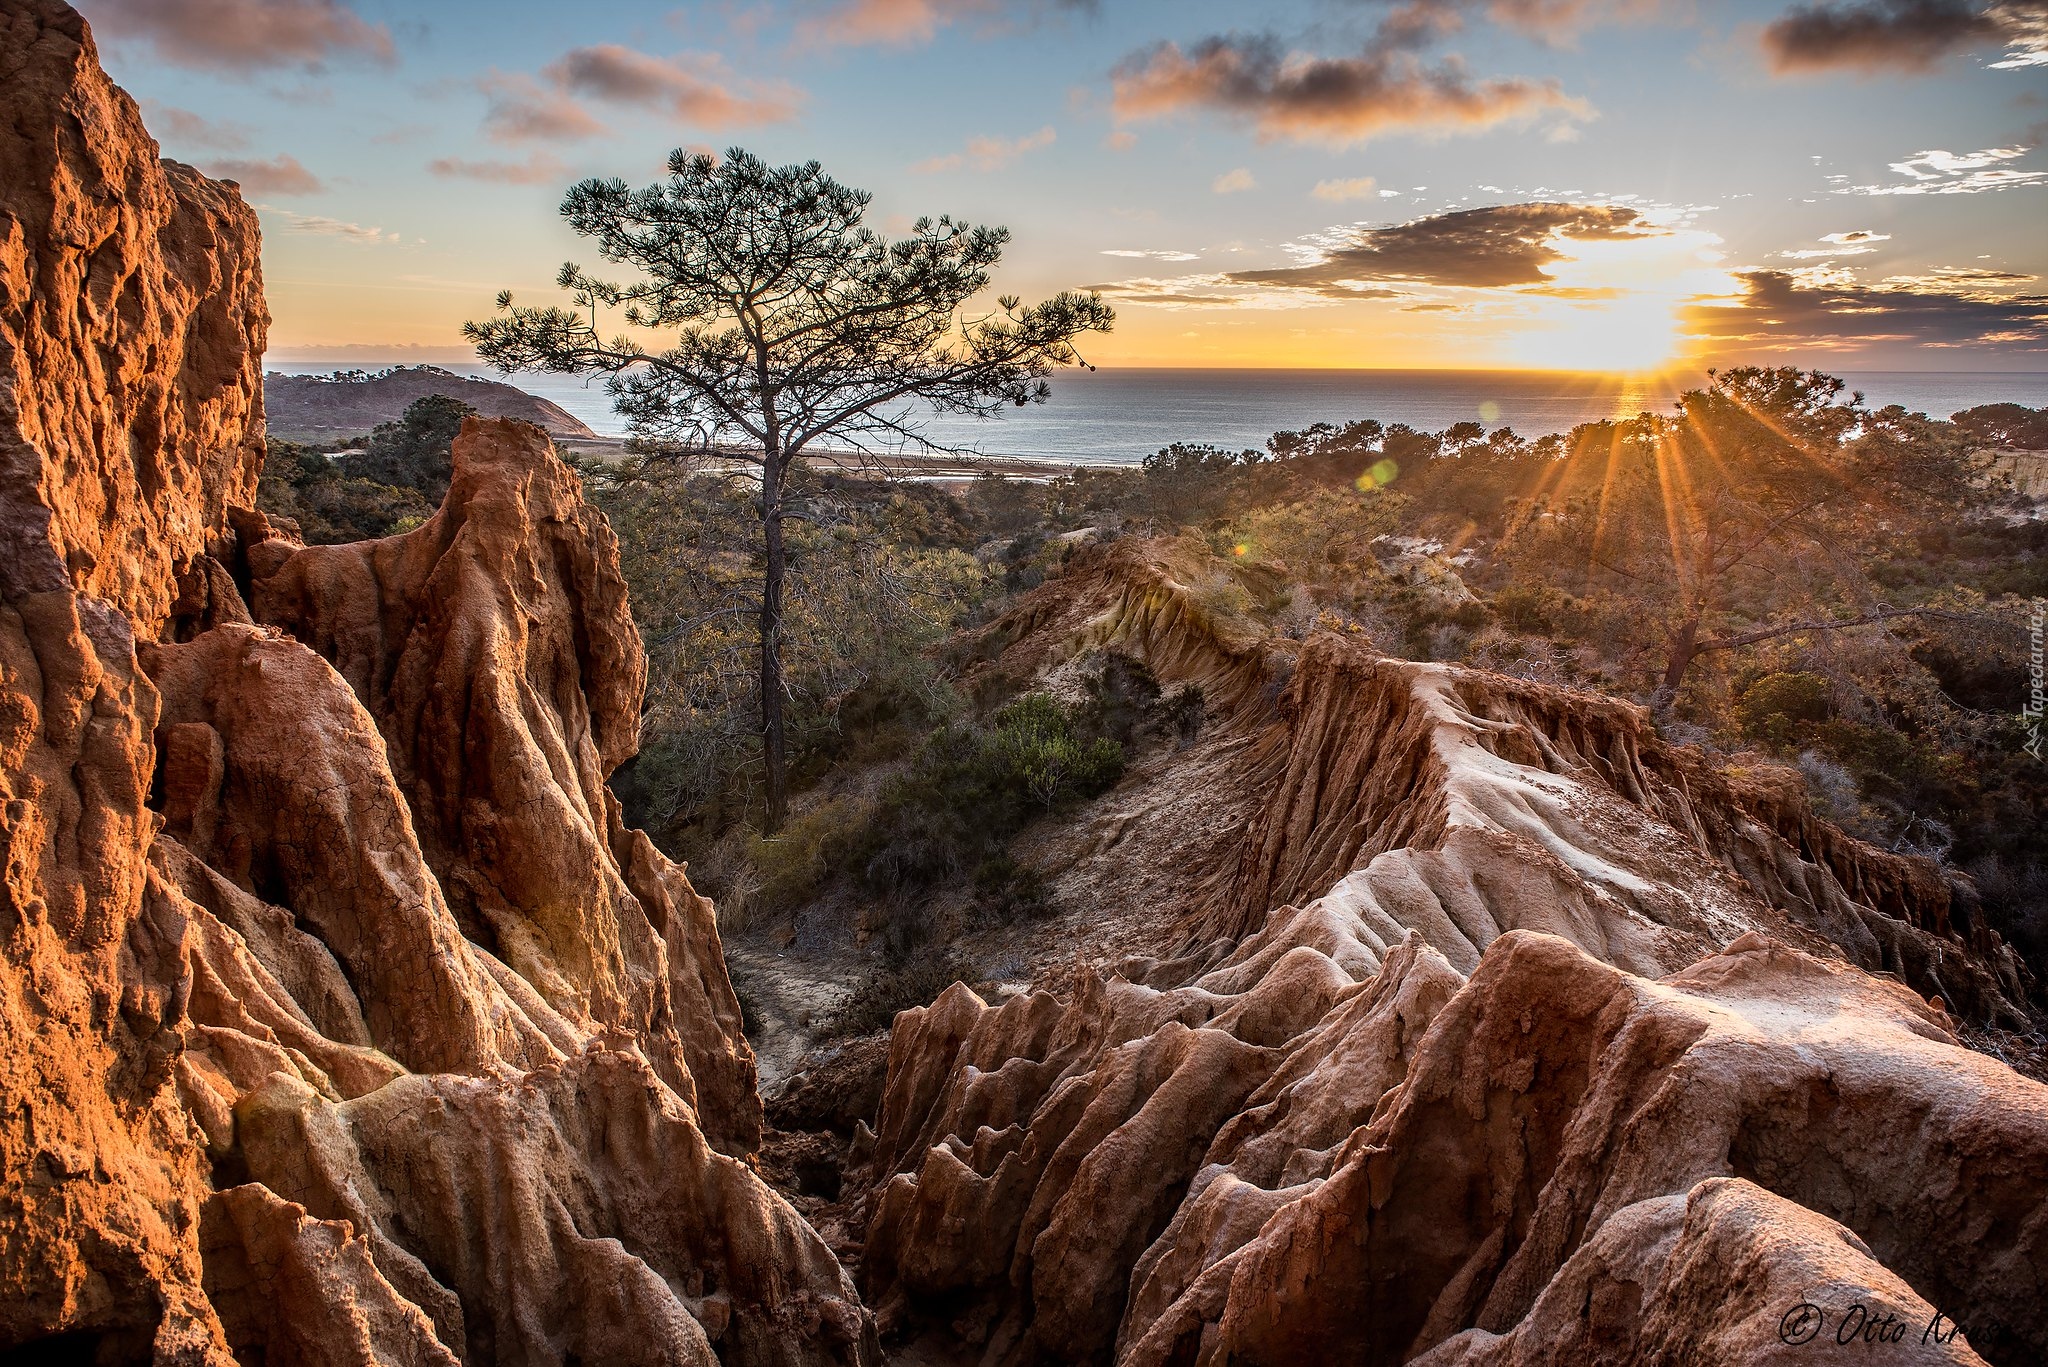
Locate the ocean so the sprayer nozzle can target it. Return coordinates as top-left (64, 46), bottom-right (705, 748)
top-left (267, 361), bottom-right (2048, 466)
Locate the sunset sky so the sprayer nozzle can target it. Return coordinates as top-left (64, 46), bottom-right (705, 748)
top-left (77, 0), bottom-right (2048, 372)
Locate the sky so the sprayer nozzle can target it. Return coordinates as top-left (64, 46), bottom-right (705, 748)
top-left (76, 0), bottom-right (2048, 372)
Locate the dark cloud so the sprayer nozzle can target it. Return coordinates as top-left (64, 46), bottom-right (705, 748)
top-left (203, 153), bottom-right (324, 195)
top-left (1227, 202), bottom-right (1661, 295)
top-left (542, 46), bottom-right (800, 128)
top-left (1686, 268), bottom-right (2048, 354)
top-left (85, 0), bottom-right (393, 72)
top-left (1110, 32), bottom-right (1589, 144)
top-left (1759, 0), bottom-right (2048, 75)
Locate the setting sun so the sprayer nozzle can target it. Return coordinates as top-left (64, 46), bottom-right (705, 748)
top-left (1499, 224), bottom-right (1735, 374)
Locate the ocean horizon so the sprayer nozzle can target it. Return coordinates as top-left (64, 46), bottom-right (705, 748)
top-left (267, 360), bottom-right (2048, 466)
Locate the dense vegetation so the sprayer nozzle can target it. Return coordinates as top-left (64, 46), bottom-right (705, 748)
top-left (257, 393), bottom-right (473, 543)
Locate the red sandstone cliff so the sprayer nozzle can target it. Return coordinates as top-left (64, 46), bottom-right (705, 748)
top-left (0, 4), bottom-right (870, 1361)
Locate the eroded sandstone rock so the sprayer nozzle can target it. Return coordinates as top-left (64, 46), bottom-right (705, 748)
top-left (857, 539), bottom-right (2045, 1367)
top-left (1, 2), bottom-right (261, 1355)
top-left (0, 4), bottom-right (867, 1359)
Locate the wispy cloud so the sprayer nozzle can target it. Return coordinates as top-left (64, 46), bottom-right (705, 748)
top-left (1212, 167), bottom-right (1258, 194)
top-left (1312, 177), bottom-right (1379, 202)
top-left (204, 153), bottom-right (324, 195)
top-left (1101, 249), bottom-right (1202, 261)
top-left (147, 104), bottom-right (251, 151)
top-left (1777, 227), bottom-right (1892, 257)
top-left (476, 71), bottom-right (609, 144)
top-left (911, 126), bottom-right (1056, 173)
top-left (796, 0), bottom-right (1096, 49)
top-left (1837, 144), bottom-right (2048, 193)
top-left (261, 206), bottom-right (403, 244)
top-left (470, 46), bottom-right (800, 148)
top-left (88, 0), bottom-right (393, 73)
top-left (543, 45), bottom-right (802, 129)
top-left (427, 152), bottom-right (569, 185)
top-left (1081, 273), bottom-right (1371, 310)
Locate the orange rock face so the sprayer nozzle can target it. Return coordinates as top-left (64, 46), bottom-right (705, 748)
top-left (1, 4), bottom-right (260, 1356)
top-left (0, 3), bottom-right (265, 634)
top-left (0, 4), bottom-right (868, 1360)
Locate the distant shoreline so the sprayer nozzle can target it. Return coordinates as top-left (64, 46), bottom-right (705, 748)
top-left (270, 360), bottom-right (2048, 465)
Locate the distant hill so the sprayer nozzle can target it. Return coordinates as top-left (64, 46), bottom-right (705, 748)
top-left (265, 365), bottom-right (597, 442)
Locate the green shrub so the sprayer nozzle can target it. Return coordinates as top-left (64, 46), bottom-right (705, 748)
top-left (969, 855), bottom-right (1053, 927)
top-left (855, 692), bottom-right (1124, 901)
top-left (1736, 672), bottom-right (1833, 745)
top-left (745, 796), bottom-right (870, 914)
top-left (989, 693), bottom-right (1125, 807)
top-left (1493, 584), bottom-right (1557, 632)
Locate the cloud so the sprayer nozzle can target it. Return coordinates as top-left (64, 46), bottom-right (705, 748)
top-left (1081, 273), bottom-right (1378, 309)
top-left (428, 152), bottom-right (569, 185)
top-left (477, 71), bottom-right (609, 144)
top-left (1882, 265), bottom-right (2039, 290)
top-left (1313, 176), bottom-right (1380, 201)
top-left (1893, 145), bottom-right (2028, 176)
top-left (543, 45), bottom-right (802, 128)
top-left (471, 47), bottom-right (799, 147)
top-left (1101, 248), bottom-right (1201, 261)
top-left (1759, 0), bottom-right (2048, 75)
top-left (86, 0), bottom-right (393, 72)
top-left (1776, 228), bottom-right (1893, 258)
top-left (1837, 144), bottom-right (2048, 193)
top-left (148, 105), bottom-right (250, 151)
top-left (1212, 167), bottom-right (1258, 194)
top-left (796, 0), bottom-right (1095, 48)
top-left (1104, 130), bottom-right (1139, 150)
top-left (1685, 266), bottom-right (2048, 353)
top-left (204, 154), bottom-right (324, 195)
top-left (1363, 0), bottom-right (1669, 42)
top-left (261, 207), bottom-right (401, 244)
top-left (911, 125), bottom-right (1056, 173)
top-left (1225, 201), bottom-right (1663, 295)
top-left (1108, 31), bottom-right (1592, 146)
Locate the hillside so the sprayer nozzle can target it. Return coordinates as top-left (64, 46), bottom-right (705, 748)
top-left (264, 365), bottom-right (596, 442)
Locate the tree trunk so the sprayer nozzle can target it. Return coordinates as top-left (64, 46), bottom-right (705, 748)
top-left (759, 443), bottom-right (789, 834)
top-left (1657, 615), bottom-right (1701, 706)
